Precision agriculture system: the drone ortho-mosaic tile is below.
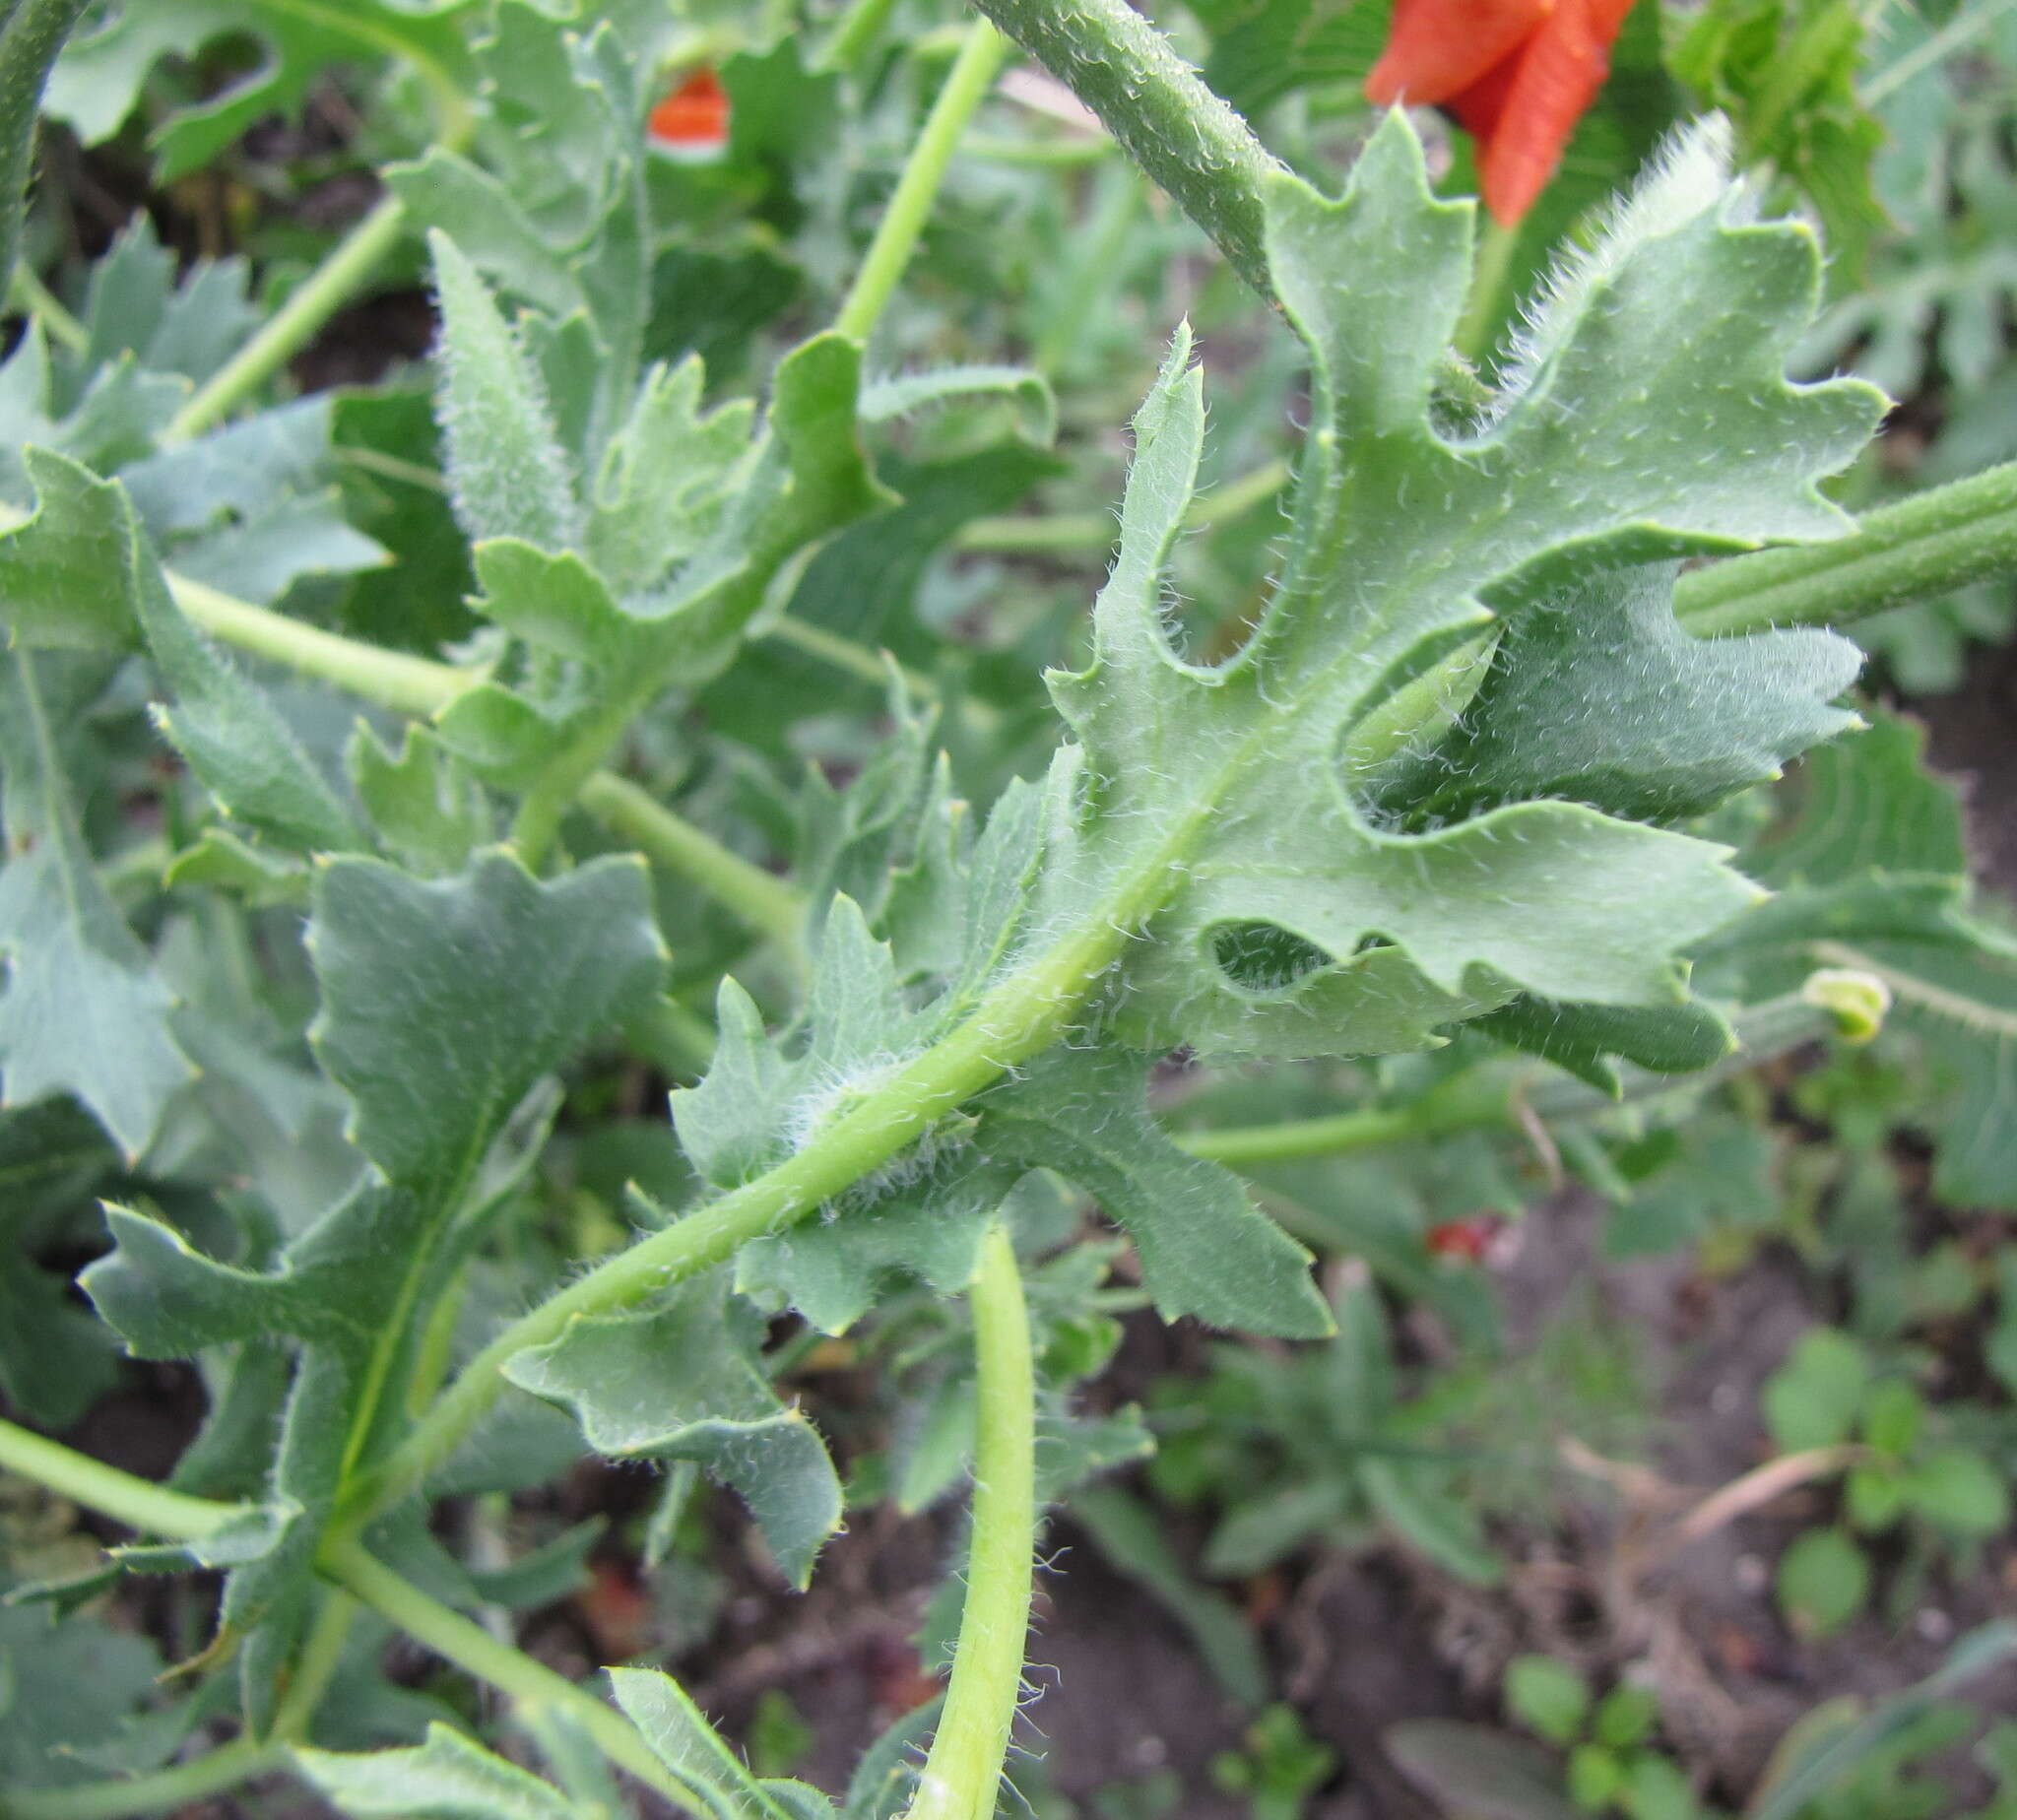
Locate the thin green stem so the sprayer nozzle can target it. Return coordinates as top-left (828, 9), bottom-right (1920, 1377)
top-left (0, 501), bottom-right (804, 945)
top-left (905, 1225), bottom-right (1036, 1820)
top-left (967, 0), bottom-right (1283, 297)
top-left (766, 612), bottom-right (937, 695)
top-left (956, 455), bottom-right (1290, 554)
top-left (819, 0), bottom-right (903, 69)
top-left (833, 20), bottom-right (1012, 342)
top-left (0, 1416), bottom-right (247, 1541)
top-left (8, 260), bottom-right (87, 352)
top-left (316, 1534), bottom-right (703, 1812)
top-left (1672, 461), bottom-right (2017, 637)
top-left (161, 194), bottom-right (412, 445)
top-left (509, 680), bottom-right (657, 871)
top-left (1, 1736), bottom-right (283, 1820)
top-left (578, 770), bottom-right (808, 955)
top-left (623, 994), bottom-right (720, 1078)
top-left (350, 904), bottom-right (1140, 1521)
top-left (510, 9), bottom-right (1009, 870)
top-left (1176, 1074), bottom-right (1512, 1167)
top-left (123, 523), bottom-right (455, 711)
top-left (155, 0), bottom-right (476, 445)
top-left (272, 1588), bottom-right (360, 1740)
top-left (1456, 215), bottom-right (1522, 365)
top-left (0, 1432), bottom-right (357, 1820)
top-left (1179, 991), bottom-right (1853, 1167)
top-left (0, 498), bottom-right (478, 714)
top-left (963, 132), bottom-right (1112, 166)
top-left (1862, 0), bottom-right (2017, 101)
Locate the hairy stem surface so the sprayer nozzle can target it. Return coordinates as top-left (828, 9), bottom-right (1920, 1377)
top-left (1673, 460), bottom-right (2017, 635)
top-left (905, 1224), bottom-right (1037, 1820)
top-left (966, 0), bottom-right (1283, 295)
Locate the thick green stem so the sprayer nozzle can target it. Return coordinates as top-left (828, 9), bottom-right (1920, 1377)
top-left (905, 1225), bottom-right (1037, 1820)
top-left (350, 905), bottom-right (1139, 1521)
top-left (316, 1535), bottom-right (703, 1811)
top-left (0, 1415), bottom-right (247, 1540)
top-left (833, 20), bottom-right (1012, 342)
top-left (966, 0), bottom-right (1283, 297)
top-left (1673, 461), bottom-right (2017, 636)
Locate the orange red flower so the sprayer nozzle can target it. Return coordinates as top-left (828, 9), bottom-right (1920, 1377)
top-left (649, 68), bottom-right (731, 154)
top-left (1366, 0), bottom-right (1637, 226)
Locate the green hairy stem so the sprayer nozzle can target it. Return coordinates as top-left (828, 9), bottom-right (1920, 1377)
top-left (966, 0), bottom-right (1283, 295)
top-left (904, 1226), bottom-right (1038, 1820)
top-left (1673, 459), bottom-right (2017, 636)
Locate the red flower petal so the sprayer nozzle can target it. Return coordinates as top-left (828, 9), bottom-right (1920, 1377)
top-left (1366, 0), bottom-right (1552, 107)
top-left (1471, 0), bottom-right (1614, 224)
top-left (650, 68), bottom-right (730, 149)
top-left (1365, 0), bottom-right (1641, 223)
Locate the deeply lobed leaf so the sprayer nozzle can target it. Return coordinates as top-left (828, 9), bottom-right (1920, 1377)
top-left (1041, 116), bottom-right (1884, 1067)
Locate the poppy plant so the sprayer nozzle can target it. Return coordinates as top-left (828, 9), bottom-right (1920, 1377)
top-left (1366, 0), bottom-right (1637, 226)
top-left (649, 67), bottom-right (731, 155)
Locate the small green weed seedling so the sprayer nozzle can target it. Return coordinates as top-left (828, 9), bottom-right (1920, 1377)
top-left (1763, 1328), bottom-right (2012, 1637)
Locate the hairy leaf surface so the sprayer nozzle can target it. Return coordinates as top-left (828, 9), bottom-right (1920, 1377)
top-left (503, 1273), bottom-right (844, 1586)
top-left (1041, 117), bottom-right (1882, 1062)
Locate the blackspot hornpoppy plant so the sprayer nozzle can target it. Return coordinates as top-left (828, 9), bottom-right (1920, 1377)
top-left (648, 66), bottom-right (731, 154)
top-left (1366, 0), bottom-right (1637, 225)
